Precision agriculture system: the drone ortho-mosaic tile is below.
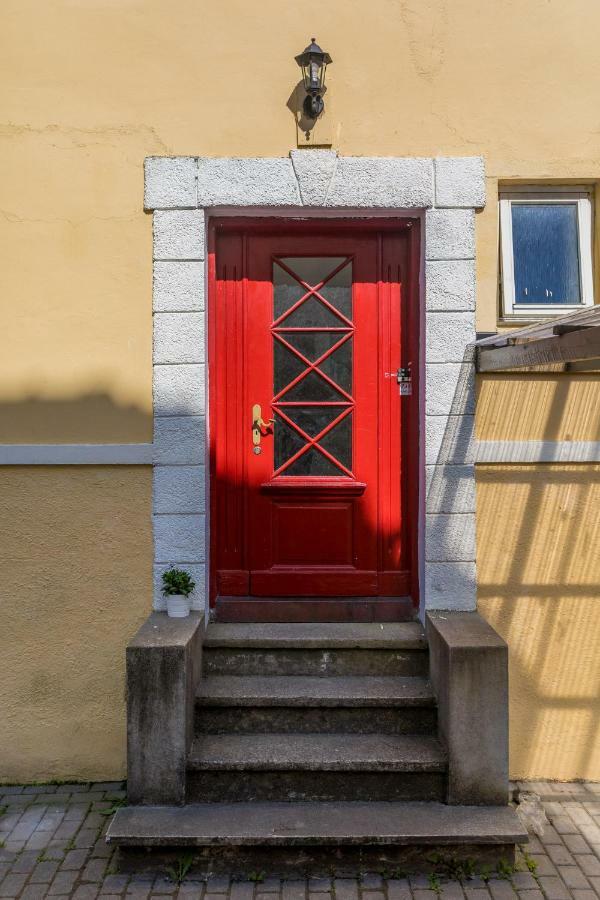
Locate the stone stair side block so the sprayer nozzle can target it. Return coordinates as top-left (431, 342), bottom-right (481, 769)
top-left (126, 612), bottom-right (205, 805)
top-left (426, 611), bottom-right (508, 805)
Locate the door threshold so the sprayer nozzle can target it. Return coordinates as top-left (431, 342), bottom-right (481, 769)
top-left (214, 596), bottom-right (416, 623)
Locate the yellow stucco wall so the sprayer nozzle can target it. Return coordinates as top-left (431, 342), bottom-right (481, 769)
top-left (477, 463), bottom-right (600, 780)
top-left (0, 467), bottom-right (151, 782)
top-left (2, 2), bottom-right (599, 782)
top-left (2, 0), bottom-right (600, 440)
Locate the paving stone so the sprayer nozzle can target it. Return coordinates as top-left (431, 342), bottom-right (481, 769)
top-left (10, 849), bottom-right (40, 873)
top-left (545, 844), bottom-right (575, 866)
top-left (64, 805), bottom-right (90, 822)
top-left (0, 787), bottom-right (24, 795)
top-left (488, 882), bottom-right (515, 899)
top-left (126, 878), bottom-right (153, 898)
top-left (91, 839), bottom-right (113, 859)
top-left (557, 865), bottom-right (590, 889)
top-left (20, 885), bottom-right (50, 900)
top-left (62, 785), bottom-right (91, 794)
top-left (101, 874), bottom-right (130, 892)
top-left (437, 884), bottom-right (465, 899)
top-left (74, 830), bottom-right (100, 850)
top-left (54, 821), bottom-right (81, 840)
top-left (308, 893), bottom-right (330, 900)
top-left (536, 877), bottom-right (569, 899)
top-left (231, 883), bottom-right (256, 900)
top-left (579, 824), bottom-right (600, 843)
top-left (386, 880), bottom-right (412, 900)
top-left (513, 892), bottom-right (542, 900)
top-left (463, 890), bottom-right (491, 900)
top-left (332, 879), bottom-right (358, 900)
top-left (258, 880), bottom-right (280, 892)
top-left (27, 829), bottom-right (58, 850)
top-left (30, 859), bottom-right (60, 882)
top-left (412, 891), bottom-right (438, 900)
top-left (0, 873), bottom-right (29, 897)
top-left (361, 892), bottom-right (385, 900)
top-left (175, 887), bottom-right (203, 900)
top-left (308, 881), bottom-right (331, 893)
top-left (550, 816), bottom-right (579, 835)
top-left (570, 891), bottom-right (597, 900)
top-left (82, 858), bottom-right (109, 882)
top-left (561, 834), bottom-right (590, 854)
top-left (98, 895), bottom-right (121, 900)
top-left (528, 856), bottom-right (557, 877)
top-left (206, 878), bottom-right (230, 893)
top-left (62, 849), bottom-right (90, 870)
top-left (589, 875), bottom-right (600, 891)
top-left (72, 886), bottom-right (101, 900)
top-left (153, 877), bottom-right (177, 894)
top-left (509, 873), bottom-right (537, 890)
top-left (539, 826), bottom-right (563, 846)
top-left (360, 875), bottom-right (383, 890)
top-left (575, 854), bottom-right (600, 876)
top-left (49, 871), bottom-right (79, 894)
top-left (409, 875), bottom-right (431, 889)
top-left (38, 810), bottom-right (66, 831)
top-left (256, 893), bottom-right (277, 900)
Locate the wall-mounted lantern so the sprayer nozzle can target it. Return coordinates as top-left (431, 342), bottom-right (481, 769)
top-left (295, 38), bottom-right (332, 119)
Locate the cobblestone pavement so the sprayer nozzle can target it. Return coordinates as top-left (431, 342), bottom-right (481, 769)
top-left (1, 782), bottom-right (600, 899)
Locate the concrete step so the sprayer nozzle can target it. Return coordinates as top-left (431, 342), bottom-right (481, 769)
top-left (186, 733), bottom-right (446, 802)
top-left (197, 675), bottom-right (436, 707)
top-left (196, 702), bottom-right (437, 735)
top-left (189, 732), bottom-right (446, 771)
top-left (203, 624), bottom-right (429, 677)
top-left (108, 801), bottom-right (528, 877)
top-left (204, 622), bottom-right (427, 648)
top-left (204, 646), bottom-right (428, 677)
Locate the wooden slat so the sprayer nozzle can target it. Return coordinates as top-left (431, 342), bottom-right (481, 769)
top-left (477, 324), bottom-right (600, 371)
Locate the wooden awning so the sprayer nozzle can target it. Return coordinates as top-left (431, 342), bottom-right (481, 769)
top-left (476, 306), bottom-right (600, 372)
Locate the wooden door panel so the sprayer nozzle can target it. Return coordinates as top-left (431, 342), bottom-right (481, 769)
top-left (209, 220), bottom-right (419, 615)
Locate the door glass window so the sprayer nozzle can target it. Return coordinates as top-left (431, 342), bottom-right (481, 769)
top-left (272, 257), bottom-right (353, 476)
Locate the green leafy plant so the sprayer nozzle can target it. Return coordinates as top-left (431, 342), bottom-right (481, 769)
top-left (522, 851), bottom-right (538, 875)
top-left (161, 567), bottom-right (196, 598)
top-left (428, 873), bottom-right (442, 894)
top-left (0, 806), bottom-right (7, 817)
top-left (479, 865), bottom-right (493, 883)
top-left (247, 871), bottom-right (265, 883)
top-left (496, 858), bottom-right (515, 879)
top-left (166, 852), bottom-right (195, 884)
top-left (99, 795), bottom-right (128, 816)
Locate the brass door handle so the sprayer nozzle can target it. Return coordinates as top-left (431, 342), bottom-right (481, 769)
top-left (252, 404), bottom-right (275, 446)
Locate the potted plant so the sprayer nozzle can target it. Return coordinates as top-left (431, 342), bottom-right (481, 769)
top-left (161, 567), bottom-right (196, 618)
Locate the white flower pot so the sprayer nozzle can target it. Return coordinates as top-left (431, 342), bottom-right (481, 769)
top-left (166, 594), bottom-right (190, 618)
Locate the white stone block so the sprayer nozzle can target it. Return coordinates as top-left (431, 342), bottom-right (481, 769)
top-left (144, 157), bottom-right (197, 210)
top-left (153, 313), bottom-right (204, 365)
top-left (425, 415), bottom-right (475, 466)
top-left (426, 260), bottom-right (476, 312)
top-left (434, 157), bottom-right (485, 209)
top-left (325, 157), bottom-right (434, 208)
top-left (425, 209), bottom-right (475, 260)
top-left (426, 464), bottom-right (475, 514)
top-left (153, 364), bottom-right (205, 416)
top-left (290, 150), bottom-right (338, 205)
top-left (424, 561), bottom-right (477, 610)
top-left (153, 209), bottom-right (205, 260)
top-left (154, 416), bottom-right (206, 465)
top-left (426, 313), bottom-right (475, 363)
top-left (197, 157), bottom-right (300, 206)
top-left (153, 514), bottom-right (205, 563)
top-left (153, 465), bottom-right (205, 514)
top-left (426, 513), bottom-right (476, 561)
top-left (426, 363), bottom-right (475, 416)
top-left (153, 262), bottom-right (205, 312)
top-left (153, 563), bottom-right (206, 611)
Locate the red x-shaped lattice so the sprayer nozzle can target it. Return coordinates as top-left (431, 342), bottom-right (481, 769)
top-left (272, 257), bottom-right (354, 477)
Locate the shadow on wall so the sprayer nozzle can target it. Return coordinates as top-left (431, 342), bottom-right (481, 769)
top-left (0, 392), bottom-right (152, 444)
top-left (470, 371), bottom-right (600, 781)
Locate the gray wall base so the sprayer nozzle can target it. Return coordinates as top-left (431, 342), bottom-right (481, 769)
top-left (426, 611), bottom-right (509, 806)
top-left (127, 612), bottom-right (205, 805)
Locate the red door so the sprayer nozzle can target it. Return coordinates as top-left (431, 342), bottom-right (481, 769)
top-left (209, 220), bottom-right (420, 622)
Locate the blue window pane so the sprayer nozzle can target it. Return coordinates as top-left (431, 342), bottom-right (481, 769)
top-left (511, 203), bottom-right (581, 304)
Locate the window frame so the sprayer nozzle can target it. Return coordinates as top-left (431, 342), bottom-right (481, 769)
top-left (499, 186), bottom-right (594, 319)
